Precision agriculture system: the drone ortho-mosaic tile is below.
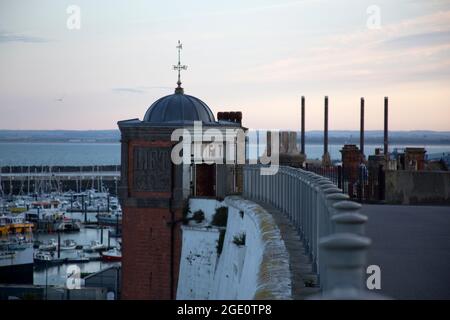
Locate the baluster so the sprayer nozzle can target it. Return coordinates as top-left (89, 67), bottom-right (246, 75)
top-left (332, 201), bottom-right (367, 235)
top-left (318, 233), bottom-right (371, 298)
top-left (317, 192), bottom-right (350, 287)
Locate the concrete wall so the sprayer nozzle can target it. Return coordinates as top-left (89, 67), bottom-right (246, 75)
top-left (84, 266), bottom-right (121, 300)
top-left (176, 197), bottom-right (292, 300)
top-left (385, 170), bottom-right (450, 205)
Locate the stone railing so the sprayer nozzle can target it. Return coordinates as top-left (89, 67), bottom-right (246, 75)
top-left (243, 165), bottom-right (374, 299)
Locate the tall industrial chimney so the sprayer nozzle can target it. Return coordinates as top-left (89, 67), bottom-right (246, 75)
top-left (384, 97), bottom-right (389, 160)
top-left (301, 96), bottom-right (305, 155)
top-left (360, 97), bottom-right (365, 160)
top-left (324, 96), bottom-right (329, 155)
top-left (322, 96), bottom-right (331, 166)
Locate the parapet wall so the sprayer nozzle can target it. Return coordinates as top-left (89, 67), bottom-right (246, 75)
top-left (176, 196), bottom-right (292, 300)
top-left (385, 170), bottom-right (450, 205)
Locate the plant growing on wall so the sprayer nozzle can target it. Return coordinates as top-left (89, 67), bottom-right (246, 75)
top-left (192, 210), bottom-right (205, 224)
top-left (212, 206), bottom-right (228, 227)
top-left (232, 232), bottom-right (246, 246)
top-left (182, 201), bottom-right (191, 225)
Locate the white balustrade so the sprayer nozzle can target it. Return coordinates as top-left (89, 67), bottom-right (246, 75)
top-left (243, 165), bottom-right (373, 299)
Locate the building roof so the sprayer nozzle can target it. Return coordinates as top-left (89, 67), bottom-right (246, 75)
top-left (143, 88), bottom-right (216, 124)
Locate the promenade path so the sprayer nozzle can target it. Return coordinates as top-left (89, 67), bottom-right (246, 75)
top-left (363, 204), bottom-right (450, 300)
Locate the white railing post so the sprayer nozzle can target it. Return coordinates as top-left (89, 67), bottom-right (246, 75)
top-left (319, 232), bottom-right (371, 298)
top-left (314, 178), bottom-right (334, 274)
top-left (325, 193), bottom-right (350, 233)
top-left (332, 201), bottom-right (367, 236)
top-left (318, 191), bottom-right (349, 287)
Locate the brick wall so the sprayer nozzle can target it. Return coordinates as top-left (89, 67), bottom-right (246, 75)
top-left (121, 206), bottom-right (182, 299)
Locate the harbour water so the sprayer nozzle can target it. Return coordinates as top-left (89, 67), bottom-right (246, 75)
top-left (1, 142), bottom-right (449, 166)
top-left (33, 223), bottom-right (120, 286)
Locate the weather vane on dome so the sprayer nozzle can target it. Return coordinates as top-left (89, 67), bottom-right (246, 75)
top-left (173, 40), bottom-right (187, 93)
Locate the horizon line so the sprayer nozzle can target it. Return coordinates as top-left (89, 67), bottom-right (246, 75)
top-left (0, 129), bottom-right (449, 133)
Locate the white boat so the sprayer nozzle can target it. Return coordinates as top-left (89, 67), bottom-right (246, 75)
top-left (8, 236), bottom-right (32, 251)
top-left (33, 251), bottom-right (65, 265)
top-left (38, 239), bottom-right (57, 251)
top-left (96, 210), bottom-right (122, 225)
top-left (56, 219), bottom-right (81, 232)
top-left (84, 240), bottom-right (107, 252)
top-left (60, 239), bottom-right (77, 250)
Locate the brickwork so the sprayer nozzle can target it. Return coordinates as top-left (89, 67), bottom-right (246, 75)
top-left (121, 206), bottom-right (182, 299)
top-left (340, 144), bottom-right (362, 196)
top-left (119, 133), bottom-right (183, 300)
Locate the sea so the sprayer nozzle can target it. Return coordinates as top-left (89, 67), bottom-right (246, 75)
top-left (0, 142), bottom-right (450, 166)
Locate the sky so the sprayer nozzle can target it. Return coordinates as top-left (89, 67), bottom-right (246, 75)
top-left (0, 0), bottom-right (449, 131)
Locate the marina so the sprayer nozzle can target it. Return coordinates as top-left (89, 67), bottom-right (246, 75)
top-left (0, 189), bottom-right (122, 288)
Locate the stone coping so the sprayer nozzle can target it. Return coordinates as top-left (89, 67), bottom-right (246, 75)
top-left (225, 196), bottom-right (292, 300)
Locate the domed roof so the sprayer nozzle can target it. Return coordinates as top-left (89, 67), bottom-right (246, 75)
top-left (143, 89), bottom-right (216, 124)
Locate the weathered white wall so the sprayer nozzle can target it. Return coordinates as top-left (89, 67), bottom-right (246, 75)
top-left (176, 198), bottom-right (225, 300)
top-left (176, 226), bottom-right (220, 300)
top-left (177, 196), bottom-right (292, 300)
top-left (211, 197), bottom-right (261, 299)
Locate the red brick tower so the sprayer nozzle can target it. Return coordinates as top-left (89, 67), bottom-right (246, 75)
top-left (117, 42), bottom-right (245, 299)
top-left (117, 124), bottom-right (183, 299)
top-left (118, 102), bottom-right (244, 299)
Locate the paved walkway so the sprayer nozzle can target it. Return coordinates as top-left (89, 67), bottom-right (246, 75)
top-left (363, 204), bottom-right (450, 300)
top-left (254, 201), bottom-right (450, 300)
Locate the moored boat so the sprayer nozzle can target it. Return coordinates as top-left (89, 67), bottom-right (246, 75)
top-left (38, 239), bottom-right (57, 251)
top-left (56, 219), bottom-right (81, 232)
top-left (101, 248), bottom-right (121, 262)
top-left (8, 236), bottom-right (32, 251)
top-left (33, 251), bottom-right (65, 265)
top-left (84, 240), bottom-right (107, 252)
top-left (96, 210), bottom-right (122, 226)
top-left (60, 239), bottom-right (77, 250)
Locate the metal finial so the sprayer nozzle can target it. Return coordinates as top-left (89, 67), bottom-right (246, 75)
top-left (173, 40), bottom-right (187, 93)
